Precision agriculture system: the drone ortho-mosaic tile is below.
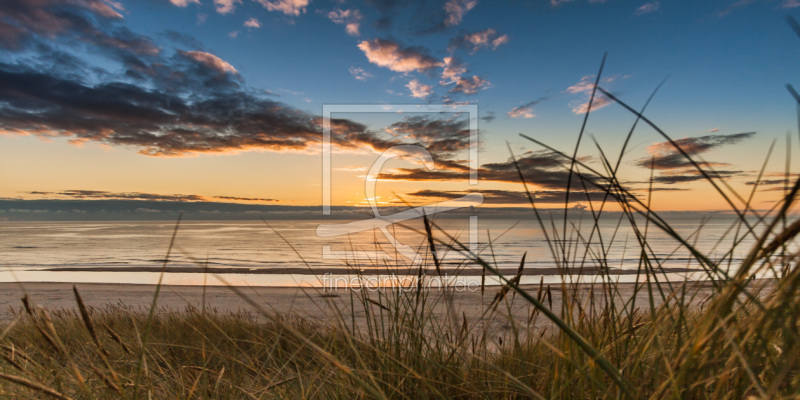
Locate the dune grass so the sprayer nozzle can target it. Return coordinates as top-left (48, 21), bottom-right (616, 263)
top-left (4, 27), bottom-right (800, 399)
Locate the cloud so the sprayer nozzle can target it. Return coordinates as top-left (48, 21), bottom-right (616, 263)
top-left (169, 0), bottom-right (201, 7)
top-left (213, 195), bottom-right (279, 202)
top-left (632, 132), bottom-right (756, 185)
top-left (783, 0), bottom-right (800, 8)
top-left (362, 0), bottom-right (474, 34)
top-left (214, 0), bottom-right (240, 14)
top-left (228, 30), bottom-right (240, 38)
top-left (566, 75), bottom-right (615, 114)
top-left (407, 189), bottom-right (608, 204)
top-left (507, 96), bottom-right (549, 119)
top-left (507, 106), bottom-right (534, 119)
top-left (381, 115), bottom-right (472, 156)
top-left (439, 56), bottom-right (490, 96)
top-left (444, 0), bottom-right (478, 26)
top-left (0, 23), bottom-right (326, 158)
top-left (0, 61), bottom-right (477, 157)
top-left (635, 1), bottom-right (660, 15)
top-left (257, 0), bottom-right (309, 16)
top-left (745, 173), bottom-right (800, 188)
top-left (571, 96), bottom-right (612, 114)
top-left (179, 50), bottom-right (238, 75)
top-left (328, 8), bottom-right (362, 36)
top-left (365, 0), bottom-right (477, 34)
top-left (349, 66), bottom-right (373, 81)
top-left (718, 0), bottom-right (756, 16)
top-left (450, 75), bottom-right (489, 95)
top-left (441, 56), bottom-right (466, 83)
top-left (357, 39), bottom-right (443, 73)
top-left (27, 190), bottom-right (280, 203)
top-left (244, 18), bottom-right (262, 28)
top-left (0, 63), bottom-right (323, 155)
top-left (379, 150), bottom-right (601, 194)
top-left (406, 79), bottom-right (433, 98)
top-left (746, 178), bottom-right (795, 186)
top-left (648, 170), bottom-right (746, 185)
top-left (0, 0), bottom-right (163, 59)
top-left (450, 28), bottom-right (509, 52)
top-left (635, 132), bottom-right (757, 170)
top-left (161, 30), bottom-right (205, 50)
top-left (30, 190), bottom-right (208, 201)
top-left (744, 173), bottom-right (800, 192)
top-left (0, 0), bottom-right (482, 160)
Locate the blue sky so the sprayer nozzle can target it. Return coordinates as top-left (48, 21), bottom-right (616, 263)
top-left (1, 0), bottom-right (799, 210)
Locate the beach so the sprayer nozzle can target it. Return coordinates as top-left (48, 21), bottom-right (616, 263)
top-left (0, 280), bottom-right (733, 331)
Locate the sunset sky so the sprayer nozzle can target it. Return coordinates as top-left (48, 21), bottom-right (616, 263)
top-left (1, 0), bottom-right (800, 212)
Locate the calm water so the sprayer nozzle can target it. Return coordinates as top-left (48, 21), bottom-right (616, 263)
top-left (0, 216), bottom-right (768, 286)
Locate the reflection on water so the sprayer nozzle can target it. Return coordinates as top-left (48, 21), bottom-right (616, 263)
top-left (0, 216), bottom-right (773, 286)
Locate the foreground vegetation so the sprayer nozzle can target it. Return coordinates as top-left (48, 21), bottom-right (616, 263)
top-left (0, 271), bottom-right (792, 399)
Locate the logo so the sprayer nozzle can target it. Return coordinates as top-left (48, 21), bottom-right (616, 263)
top-left (317, 104), bottom-right (481, 264)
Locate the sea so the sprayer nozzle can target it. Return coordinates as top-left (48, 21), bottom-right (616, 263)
top-left (0, 216), bottom-right (776, 288)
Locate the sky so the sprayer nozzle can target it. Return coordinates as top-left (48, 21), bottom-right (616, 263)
top-left (1, 0), bottom-right (800, 213)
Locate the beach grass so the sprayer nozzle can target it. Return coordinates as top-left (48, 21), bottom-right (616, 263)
top-left (3, 34), bottom-right (800, 399)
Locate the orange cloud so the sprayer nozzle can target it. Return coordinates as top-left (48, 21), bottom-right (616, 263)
top-left (357, 39), bottom-right (443, 73)
top-left (179, 50), bottom-right (238, 75)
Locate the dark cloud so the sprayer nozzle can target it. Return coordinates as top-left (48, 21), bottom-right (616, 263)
top-left (28, 190), bottom-right (208, 201)
top-left (744, 173), bottom-right (800, 187)
top-left (643, 187), bottom-right (690, 192)
top-left (26, 190), bottom-right (280, 203)
top-left (0, 59), bottom-right (477, 157)
top-left (746, 178), bottom-right (794, 186)
top-left (364, 0), bottom-right (472, 35)
top-left (742, 173), bottom-right (800, 192)
top-left (647, 169), bottom-right (746, 185)
top-left (0, 0), bottom-right (160, 68)
top-left (384, 115), bottom-right (471, 156)
top-left (213, 196), bottom-right (279, 202)
top-left (407, 188), bottom-right (609, 204)
top-left (373, 16), bottom-right (392, 30)
top-left (631, 132), bottom-right (756, 185)
top-left (380, 150), bottom-right (603, 193)
top-left (365, 0), bottom-right (402, 30)
top-left (635, 132), bottom-right (756, 170)
top-left (0, 18), bottom-right (31, 50)
top-left (0, 63), bottom-right (314, 156)
top-left (0, 0), bottom-right (294, 155)
top-left (0, 1), bottom-right (479, 159)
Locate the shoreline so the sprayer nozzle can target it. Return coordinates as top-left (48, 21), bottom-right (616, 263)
top-left (32, 265), bottom-right (703, 275)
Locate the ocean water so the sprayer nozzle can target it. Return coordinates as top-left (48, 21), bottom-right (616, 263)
top-left (0, 216), bottom-right (769, 287)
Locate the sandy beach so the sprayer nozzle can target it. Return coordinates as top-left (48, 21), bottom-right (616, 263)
top-left (0, 280), bottom-right (736, 333)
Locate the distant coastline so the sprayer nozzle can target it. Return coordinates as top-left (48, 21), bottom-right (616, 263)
top-left (0, 199), bottom-right (753, 221)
